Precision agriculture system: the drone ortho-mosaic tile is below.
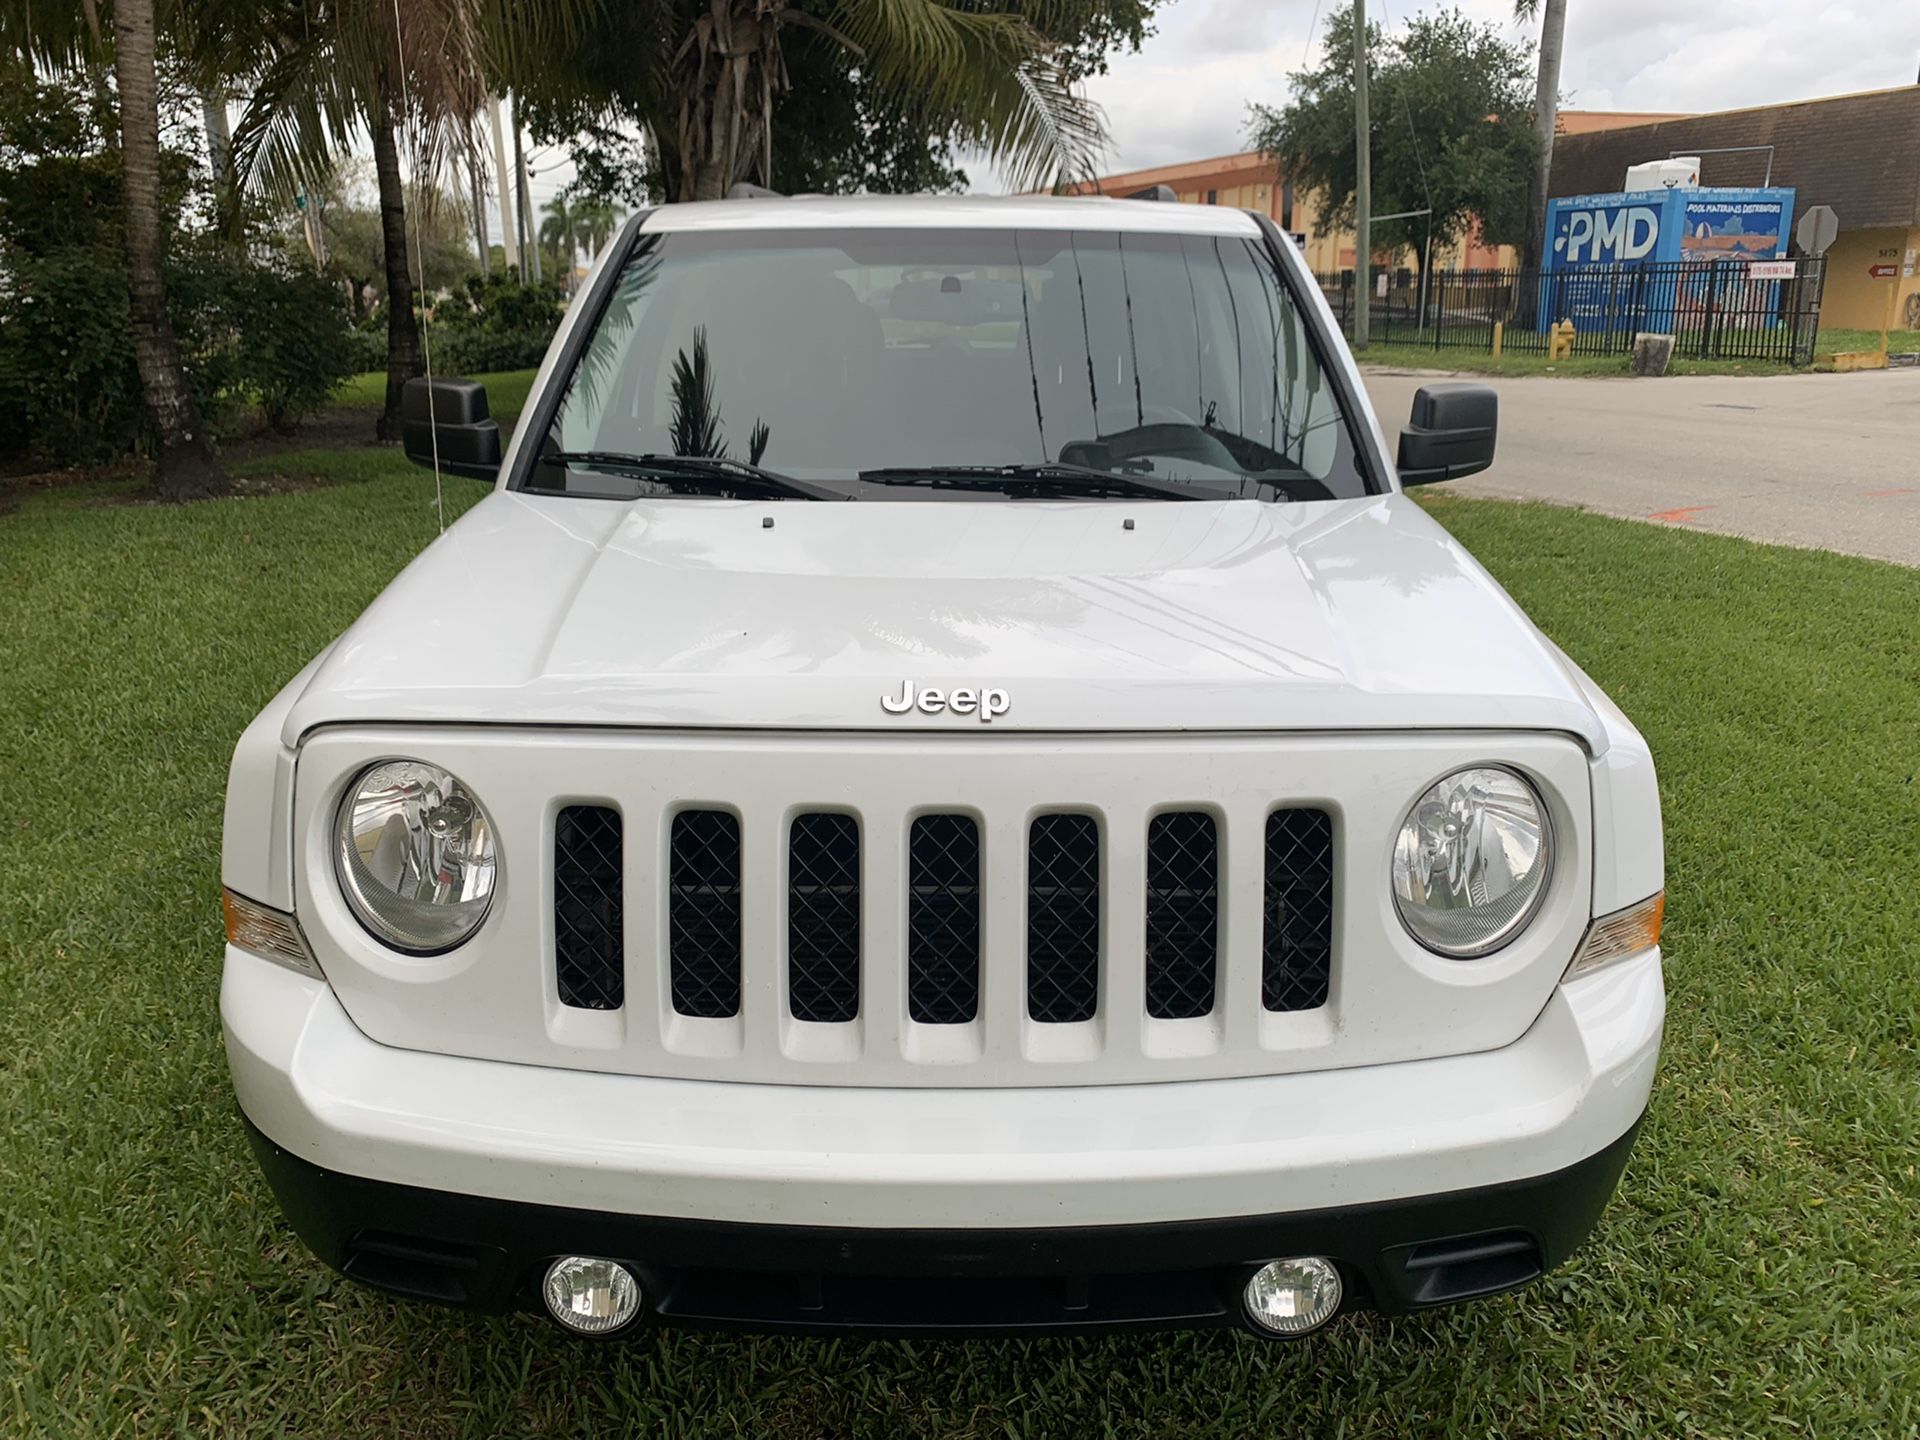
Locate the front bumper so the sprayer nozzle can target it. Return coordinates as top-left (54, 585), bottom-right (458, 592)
top-left (223, 946), bottom-right (1662, 1334)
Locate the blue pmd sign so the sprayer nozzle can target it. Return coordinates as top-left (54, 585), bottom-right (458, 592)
top-left (1542, 186), bottom-right (1796, 332)
top-left (1551, 191), bottom-right (1667, 267)
top-left (1546, 187), bottom-right (1796, 271)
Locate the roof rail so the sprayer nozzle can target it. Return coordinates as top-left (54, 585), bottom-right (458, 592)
top-left (725, 182), bottom-right (783, 200)
top-left (1123, 184), bottom-right (1179, 202)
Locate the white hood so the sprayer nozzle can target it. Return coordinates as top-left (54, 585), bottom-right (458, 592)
top-left (283, 490), bottom-right (1606, 750)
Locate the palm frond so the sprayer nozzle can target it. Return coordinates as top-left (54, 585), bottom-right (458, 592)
top-left (828, 0), bottom-right (1108, 192)
top-left (227, 34), bottom-right (361, 205)
top-left (0, 0), bottom-right (99, 68)
top-left (669, 326), bottom-right (727, 458)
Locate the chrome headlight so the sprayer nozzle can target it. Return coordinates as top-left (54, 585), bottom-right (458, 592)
top-left (334, 760), bottom-right (498, 952)
top-left (1391, 766), bottom-right (1552, 958)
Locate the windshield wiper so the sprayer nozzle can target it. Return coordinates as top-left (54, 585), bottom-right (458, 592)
top-left (858, 463), bottom-right (1243, 503)
top-left (544, 451), bottom-right (846, 501)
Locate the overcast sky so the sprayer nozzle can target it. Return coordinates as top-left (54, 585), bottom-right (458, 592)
top-left (492, 0), bottom-right (1920, 240)
top-left (975, 0), bottom-right (1920, 187)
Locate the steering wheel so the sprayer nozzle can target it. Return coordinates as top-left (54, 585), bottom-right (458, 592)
top-left (1085, 419), bottom-right (1241, 472)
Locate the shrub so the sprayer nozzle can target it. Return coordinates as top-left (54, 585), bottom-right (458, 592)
top-left (213, 253), bottom-right (359, 430)
top-left (0, 248), bottom-right (143, 463)
top-left (0, 244), bottom-right (358, 463)
top-left (346, 311), bottom-right (387, 374)
top-left (431, 271), bottom-right (564, 375)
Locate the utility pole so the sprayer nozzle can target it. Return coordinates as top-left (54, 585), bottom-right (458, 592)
top-left (487, 94), bottom-right (518, 275)
top-left (468, 147), bottom-right (491, 278)
top-left (200, 88), bottom-right (233, 227)
top-left (1522, 0), bottom-right (1569, 273)
top-left (1353, 0), bottom-right (1371, 351)
top-left (514, 107), bottom-right (542, 284)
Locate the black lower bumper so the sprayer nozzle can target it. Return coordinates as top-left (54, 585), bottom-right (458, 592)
top-left (244, 1115), bottom-right (1642, 1337)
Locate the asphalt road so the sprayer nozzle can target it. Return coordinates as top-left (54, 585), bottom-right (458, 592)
top-left (1362, 367), bottom-right (1920, 568)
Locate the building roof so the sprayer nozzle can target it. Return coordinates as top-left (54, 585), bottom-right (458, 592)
top-left (1549, 85), bottom-right (1920, 229)
top-left (646, 192), bottom-right (1264, 237)
top-left (1555, 110), bottom-right (1693, 136)
top-left (1059, 151), bottom-right (1281, 197)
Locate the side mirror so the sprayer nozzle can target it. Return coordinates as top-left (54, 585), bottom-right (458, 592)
top-left (402, 377), bottom-right (502, 480)
top-left (1396, 383), bottom-right (1497, 486)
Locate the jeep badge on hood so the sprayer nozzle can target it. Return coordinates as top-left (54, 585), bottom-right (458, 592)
top-left (881, 681), bottom-right (1011, 721)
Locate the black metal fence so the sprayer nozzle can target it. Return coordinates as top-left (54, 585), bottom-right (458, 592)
top-left (1315, 258), bottom-right (1828, 366)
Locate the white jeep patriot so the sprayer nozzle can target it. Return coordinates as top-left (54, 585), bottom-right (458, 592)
top-left (220, 194), bottom-right (1664, 1340)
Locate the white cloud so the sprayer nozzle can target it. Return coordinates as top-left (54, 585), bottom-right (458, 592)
top-left (970, 0), bottom-right (1920, 190)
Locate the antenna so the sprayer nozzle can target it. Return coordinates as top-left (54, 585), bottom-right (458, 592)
top-left (389, 0), bottom-right (445, 534)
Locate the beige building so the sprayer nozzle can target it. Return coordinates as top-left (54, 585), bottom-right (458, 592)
top-left (1062, 112), bottom-right (1668, 277)
top-left (1060, 150), bottom-right (1506, 274)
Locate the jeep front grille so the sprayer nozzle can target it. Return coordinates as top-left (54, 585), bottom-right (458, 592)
top-left (553, 805), bottom-right (623, 1011)
top-left (1263, 808), bottom-right (1334, 1012)
top-left (906, 814), bottom-right (981, 1025)
top-left (1026, 814), bottom-right (1101, 1023)
top-left (555, 804), bottom-right (1333, 1030)
top-left (787, 813), bottom-right (862, 1023)
top-left (1144, 811), bottom-right (1220, 1020)
top-left (669, 810), bottom-right (742, 1019)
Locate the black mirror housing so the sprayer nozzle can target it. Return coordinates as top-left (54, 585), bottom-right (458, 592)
top-left (1397, 383), bottom-right (1497, 486)
top-left (402, 377), bottom-right (502, 480)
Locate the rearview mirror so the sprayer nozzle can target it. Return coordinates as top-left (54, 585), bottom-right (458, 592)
top-left (402, 377), bottom-right (502, 480)
top-left (1396, 383), bottom-right (1496, 486)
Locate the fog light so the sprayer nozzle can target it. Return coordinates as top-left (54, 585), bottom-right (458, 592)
top-left (1243, 1257), bottom-right (1343, 1336)
top-left (542, 1256), bottom-right (642, 1336)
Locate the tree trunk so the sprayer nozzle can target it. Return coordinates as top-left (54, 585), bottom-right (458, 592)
top-left (1521, 0), bottom-right (1568, 274)
top-left (371, 84), bottom-right (423, 442)
top-left (514, 112), bottom-right (542, 283)
top-left (468, 150), bottom-right (491, 278)
top-left (673, 0), bottom-right (784, 201)
top-left (115, 0), bottom-right (227, 500)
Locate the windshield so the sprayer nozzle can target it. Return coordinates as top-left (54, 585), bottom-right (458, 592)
top-left (526, 226), bottom-right (1373, 503)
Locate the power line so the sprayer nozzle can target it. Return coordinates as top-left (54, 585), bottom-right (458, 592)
top-left (1374, 0), bottom-right (1436, 237)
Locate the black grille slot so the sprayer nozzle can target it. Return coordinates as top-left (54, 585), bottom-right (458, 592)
top-left (788, 813), bottom-right (860, 1023)
top-left (1027, 814), bottom-right (1100, 1023)
top-left (1144, 811), bottom-right (1219, 1020)
top-left (1264, 809), bottom-right (1334, 1012)
top-left (554, 805), bottom-right (623, 1011)
top-left (907, 815), bottom-right (981, 1024)
top-left (669, 810), bottom-right (742, 1018)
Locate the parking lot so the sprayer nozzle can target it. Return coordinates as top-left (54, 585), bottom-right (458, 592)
top-left (1365, 368), bottom-right (1920, 567)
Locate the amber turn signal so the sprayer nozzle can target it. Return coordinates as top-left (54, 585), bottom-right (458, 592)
top-left (1565, 891), bottom-right (1664, 982)
top-left (223, 888), bottom-right (325, 979)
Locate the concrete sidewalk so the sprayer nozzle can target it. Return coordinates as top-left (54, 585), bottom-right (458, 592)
top-left (1362, 368), bottom-right (1920, 568)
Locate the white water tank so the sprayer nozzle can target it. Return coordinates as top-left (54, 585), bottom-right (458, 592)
top-left (1623, 157), bottom-right (1700, 191)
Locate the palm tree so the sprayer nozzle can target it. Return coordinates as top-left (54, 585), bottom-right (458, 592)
top-left (505, 1), bottom-right (1106, 202)
top-left (538, 194), bottom-right (576, 284)
top-left (1515, 0), bottom-right (1567, 273)
top-left (1, 0), bottom-right (229, 499)
top-left (209, 0), bottom-right (491, 439)
top-left (570, 196), bottom-right (623, 258)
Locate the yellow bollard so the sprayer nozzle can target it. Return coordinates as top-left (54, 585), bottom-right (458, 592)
top-left (1549, 319), bottom-right (1576, 361)
top-left (1491, 321), bottom-right (1504, 358)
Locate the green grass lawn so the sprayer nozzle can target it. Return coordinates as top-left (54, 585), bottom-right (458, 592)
top-left (1817, 327), bottom-right (1920, 355)
top-left (1355, 341), bottom-right (1804, 379)
top-left (332, 367), bottom-right (539, 426)
top-left (2, 466), bottom-right (1917, 1436)
top-left (1358, 325), bottom-right (1920, 379)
